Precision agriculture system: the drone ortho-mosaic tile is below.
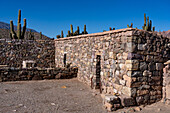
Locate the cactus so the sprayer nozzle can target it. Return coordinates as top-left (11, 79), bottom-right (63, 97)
top-left (74, 26), bottom-right (80, 36)
top-left (40, 32), bottom-right (42, 39)
top-left (61, 30), bottom-right (64, 38)
top-left (28, 30), bottom-right (34, 40)
top-left (113, 28), bottom-right (115, 30)
top-left (142, 14), bottom-right (155, 31)
top-left (144, 13), bottom-right (146, 29)
top-left (109, 27), bottom-right (112, 31)
top-left (10, 9), bottom-right (27, 39)
top-left (21, 19), bottom-right (26, 39)
top-left (56, 35), bottom-right (61, 38)
top-left (152, 26), bottom-right (155, 32)
top-left (10, 20), bottom-right (17, 39)
top-left (70, 24), bottom-right (73, 36)
top-left (77, 26), bottom-right (80, 34)
top-left (82, 25), bottom-right (88, 34)
top-left (127, 23), bottom-right (133, 28)
top-left (17, 10), bottom-right (21, 39)
top-left (67, 30), bottom-right (71, 37)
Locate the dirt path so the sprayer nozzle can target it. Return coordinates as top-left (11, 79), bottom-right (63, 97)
top-left (0, 79), bottom-right (106, 113)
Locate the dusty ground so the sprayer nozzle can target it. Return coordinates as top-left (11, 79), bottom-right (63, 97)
top-left (0, 78), bottom-right (106, 113)
top-left (0, 79), bottom-right (170, 113)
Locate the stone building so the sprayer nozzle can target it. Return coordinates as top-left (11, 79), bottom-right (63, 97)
top-left (55, 28), bottom-right (169, 107)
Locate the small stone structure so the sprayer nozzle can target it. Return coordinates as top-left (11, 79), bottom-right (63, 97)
top-left (55, 28), bottom-right (169, 110)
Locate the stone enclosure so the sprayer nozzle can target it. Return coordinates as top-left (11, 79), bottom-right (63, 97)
top-left (55, 28), bottom-right (169, 110)
top-left (0, 28), bottom-right (169, 111)
top-left (0, 39), bottom-right (78, 82)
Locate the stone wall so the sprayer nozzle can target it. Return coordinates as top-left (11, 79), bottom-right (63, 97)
top-left (55, 28), bottom-right (169, 107)
top-left (0, 67), bottom-right (78, 82)
top-left (162, 61), bottom-right (170, 104)
top-left (0, 39), bottom-right (55, 68)
top-left (131, 30), bottom-right (169, 105)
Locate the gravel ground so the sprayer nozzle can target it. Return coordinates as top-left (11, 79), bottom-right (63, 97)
top-left (0, 78), bottom-right (107, 113)
top-left (1, 78), bottom-right (170, 113)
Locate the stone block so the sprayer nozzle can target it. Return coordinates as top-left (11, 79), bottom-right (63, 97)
top-left (137, 90), bottom-right (149, 96)
top-left (120, 95), bottom-right (136, 107)
top-left (139, 62), bottom-right (147, 71)
top-left (138, 44), bottom-right (145, 50)
top-left (136, 96), bottom-right (144, 105)
top-left (121, 86), bottom-right (131, 97)
top-left (166, 85), bottom-right (170, 99)
top-left (125, 60), bottom-right (139, 70)
top-left (156, 63), bottom-right (164, 70)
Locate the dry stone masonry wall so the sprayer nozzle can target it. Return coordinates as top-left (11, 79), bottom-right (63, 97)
top-left (0, 67), bottom-right (78, 82)
top-left (0, 39), bottom-right (55, 68)
top-left (55, 28), bottom-right (169, 109)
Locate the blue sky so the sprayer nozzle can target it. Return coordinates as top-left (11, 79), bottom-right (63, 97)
top-left (0, 0), bottom-right (170, 38)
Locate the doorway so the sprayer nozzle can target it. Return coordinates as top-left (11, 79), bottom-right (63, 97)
top-left (96, 55), bottom-right (101, 93)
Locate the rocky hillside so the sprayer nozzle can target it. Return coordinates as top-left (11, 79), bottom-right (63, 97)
top-left (0, 21), bottom-right (52, 40)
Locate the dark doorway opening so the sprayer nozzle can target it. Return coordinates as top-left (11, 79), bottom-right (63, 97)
top-left (64, 54), bottom-right (66, 67)
top-left (96, 55), bottom-right (102, 93)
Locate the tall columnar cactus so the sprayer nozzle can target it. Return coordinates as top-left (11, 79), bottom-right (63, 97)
top-left (61, 30), bottom-right (64, 38)
top-left (144, 13), bottom-right (146, 28)
top-left (21, 19), bottom-right (26, 39)
top-left (152, 26), bottom-right (155, 32)
top-left (70, 24), bottom-right (73, 36)
top-left (74, 26), bottom-right (80, 36)
top-left (82, 25), bottom-right (88, 34)
top-left (17, 10), bottom-right (21, 39)
top-left (40, 32), bottom-right (42, 39)
top-left (67, 30), bottom-right (71, 37)
top-left (142, 13), bottom-right (155, 31)
top-left (77, 26), bottom-right (80, 34)
top-left (10, 20), bottom-right (17, 39)
top-left (10, 9), bottom-right (27, 39)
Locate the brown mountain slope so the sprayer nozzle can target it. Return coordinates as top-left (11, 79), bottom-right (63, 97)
top-left (0, 28), bottom-right (52, 40)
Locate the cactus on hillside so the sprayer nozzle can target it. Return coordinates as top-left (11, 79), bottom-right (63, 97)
top-left (10, 9), bottom-right (27, 39)
top-left (40, 32), bottom-right (42, 39)
top-left (28, 30), bottom-right (34, 40)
